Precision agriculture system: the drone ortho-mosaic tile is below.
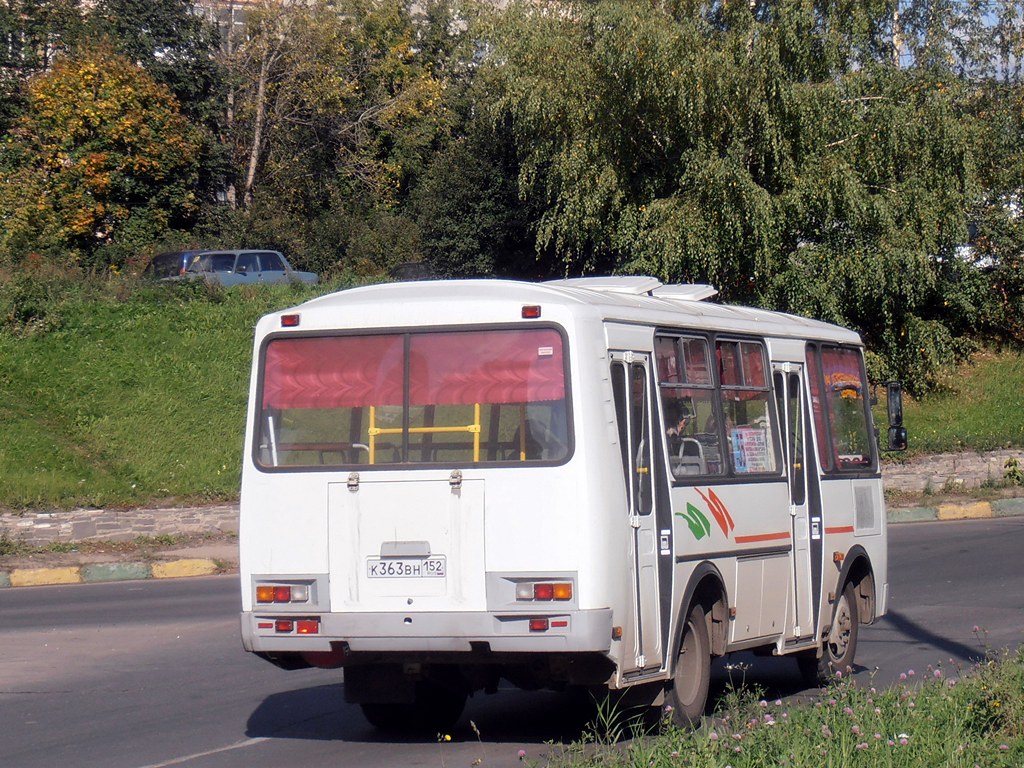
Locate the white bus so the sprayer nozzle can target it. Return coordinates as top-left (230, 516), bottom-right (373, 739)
top-left (239, 276), bottom-right (905, 731)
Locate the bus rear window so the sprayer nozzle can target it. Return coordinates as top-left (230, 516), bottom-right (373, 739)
top-left (256, 328), bottom-right (570, 468)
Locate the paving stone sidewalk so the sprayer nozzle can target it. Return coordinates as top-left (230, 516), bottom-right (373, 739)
top-left (2, 449), bottom-right (1023, 588)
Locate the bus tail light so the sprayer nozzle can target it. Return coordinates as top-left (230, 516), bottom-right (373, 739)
top-left (256, 583), bottom-right (310, 604)
top-left (296, 619), bottom-right (320, 635)
top-left (529, 618), bottom-right (549, 632)
top-left (515, 580), bottom-right (573, 602)
top-left (268, 618), bottom-right (320, 634)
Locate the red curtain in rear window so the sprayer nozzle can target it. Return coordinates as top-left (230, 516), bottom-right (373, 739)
top-left (261, 329), bottom-right (564, 409)
top-left (410, 330), bottom-right (563, 405)
top-left (262, 335), bottom-right (404, 409)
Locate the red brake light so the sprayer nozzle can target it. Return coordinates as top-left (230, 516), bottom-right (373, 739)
top-left (275, 619), bottom-right (294, 633)
top-left (534, 583), bottom-right (554, 600)
top-left (273, 586), bottom-right (292, 603)
top-left (296, 619), bottom-right (320, 635)
top-left (281, 313), bottom-right (300, 327)
top-left (521, 305), bottom-right (541, 319)
top-left (529, 618), bottom-right (549, 632)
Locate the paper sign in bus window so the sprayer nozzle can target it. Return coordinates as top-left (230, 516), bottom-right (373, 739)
top-left (731, 427), bottom-right (772, 473)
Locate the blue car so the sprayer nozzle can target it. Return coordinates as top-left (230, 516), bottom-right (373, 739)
top-left (184, 250), bottom-right (318, 286)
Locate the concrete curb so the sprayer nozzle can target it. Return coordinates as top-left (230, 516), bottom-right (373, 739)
top-left (0, 558), bottom-right (225, 589)
top-left (1, 499), bottom-right (1022, 589)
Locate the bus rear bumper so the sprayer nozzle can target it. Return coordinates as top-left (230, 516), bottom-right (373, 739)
top-left (240, 607), bottom-right (614, 655)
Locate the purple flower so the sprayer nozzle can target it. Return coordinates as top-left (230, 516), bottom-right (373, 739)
top-left (852, 725), bottom-right (861, 735)
top-left (856, 742), bottom-right (869, 750)
top-left (518, 749), bottom-right (527, 760)
top-left (709, 731), bottom-right (719, 741)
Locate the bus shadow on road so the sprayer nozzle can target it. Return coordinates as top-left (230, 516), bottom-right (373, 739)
top-left (245, 683), bottom-right (597, 744)
top-left (244, 660), bottom-right (830, 747)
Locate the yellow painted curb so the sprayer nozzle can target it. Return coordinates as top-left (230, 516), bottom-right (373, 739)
top-left (10, 566), bottom-right (82, 587)
top-left (937, 501), bottom-right (993, 521)
top-left (151, 559), bottom-right (218, 579)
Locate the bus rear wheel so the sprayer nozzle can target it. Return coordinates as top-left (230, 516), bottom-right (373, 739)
top-left (667, 604), bottom-right (710, 728)
top-left (798, 582), bottom-right (859, 686)
top-left (360, 678), bottom-right (467, 733)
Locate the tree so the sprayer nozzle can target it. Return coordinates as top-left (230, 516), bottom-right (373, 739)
top-left (0, 46), bottom-right (205, 265)
top-left (220, 0), bottom-right (459, 274)
top-left (474, 0), bottom-right (995, 392)
top-left (0, 0), bottom-right (82, 129)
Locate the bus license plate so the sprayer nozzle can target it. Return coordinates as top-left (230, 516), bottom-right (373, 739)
top-left (367, 556), bottom-right (446, 578)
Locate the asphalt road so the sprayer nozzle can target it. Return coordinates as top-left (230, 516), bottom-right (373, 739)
top-left (1, 517), bottom-right (1021, 768)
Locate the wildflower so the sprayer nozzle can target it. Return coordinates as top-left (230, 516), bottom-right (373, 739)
top-left (843, 706), bottom-right (854, 717)
top-left (888, 740), bottom-right (895, 746)
top-left (518, 749), bottom-right (526, 760)
top-left (821, 725), bottom-right (832, 737)
top-left (439, 734), bottom-right (452, 742)
top-left (734, 746), bottom-right (743, 753)
top-left (774, 699), bottom-right (782, 706)
top-left (759, 700), bottom-right (768, 708)
top-left (664, 705), bottom-right (673, 713)
top-left (874, 733), bottom-right (882, 740)
top-left (764, 714), bottom-right (775, 725)
top-left (709, 731), bottom-right (719, 741)
top-left (856, 742), bottom-right (869, 750)
top-left (829, 698), bottom-right (837, 707)
top-left (899, 738), bottom-right (909, 746)
top-left (933, 669), bottom-right (942, 679)
top-left (874, 708), bottom-right (881, 715)
top-left (899, 673), bottom-right (907, 681)
top-left (670, 751), bottom-right (679, 757)
top-left (907, 669), bottom-right (915, 677)
top-left (870, 687), bottom-right (876, 695)
top-left (851, 725), bottom-right (861, 735)
top-left (835, 670), bottom-right (843, 679)
top-left (1000, 745), bottom-right (1009, 751)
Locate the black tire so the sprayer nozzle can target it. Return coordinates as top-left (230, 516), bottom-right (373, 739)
top-left (667, 604), bottom-right (711, 728)
top-left (360, 678), bottom-right (467, 733)
top-left (798, 582), bottom-right (859, 686)
top-left (360, 701), bottom-right (416, 731)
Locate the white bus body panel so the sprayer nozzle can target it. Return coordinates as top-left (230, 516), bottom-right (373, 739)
top-left (239, 278), bottom-right (888, 694)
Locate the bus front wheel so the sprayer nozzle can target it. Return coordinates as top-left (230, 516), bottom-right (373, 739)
top-left (798, 582), bottom-right (859, 686)
top-left (667, 603), bottom-right (710, 728)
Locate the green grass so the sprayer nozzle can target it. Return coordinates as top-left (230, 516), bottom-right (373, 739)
top-left (0, 272), bottom-right (1021, 509)
top-left (900, 350), bottom-right (1024, 454)
top-left (532, 646), bottom-right (1024, 768)
top-left (0, 276), bottom-right (336, 509)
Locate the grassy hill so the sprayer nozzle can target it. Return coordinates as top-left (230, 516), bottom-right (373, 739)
top-left (1, 275), bottom-right (1021, 510)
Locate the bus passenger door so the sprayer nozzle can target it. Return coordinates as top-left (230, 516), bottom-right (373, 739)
top-left (774, 365), bottom-right (814, 640)
top-left (610, 353), bottom-right (664, 675)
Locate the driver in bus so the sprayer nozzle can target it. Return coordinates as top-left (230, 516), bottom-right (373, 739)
top-left (664, 400), bottom-right (693, 456)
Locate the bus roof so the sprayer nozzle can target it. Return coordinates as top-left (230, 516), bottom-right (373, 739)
top-left (274, 277), bottom-right (863, 345)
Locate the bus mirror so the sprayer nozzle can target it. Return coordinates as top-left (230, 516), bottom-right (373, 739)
top-left (886, 381), bottom-right (903, 427)
top-left (887, 425), bottom-right (908, 452)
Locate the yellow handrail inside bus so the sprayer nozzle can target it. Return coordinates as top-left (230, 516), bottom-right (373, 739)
top-left (367, 404), bottom-right (482, 464)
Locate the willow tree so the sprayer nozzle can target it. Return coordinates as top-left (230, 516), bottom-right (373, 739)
top-left (473, 0), bottom-right (991, 391)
